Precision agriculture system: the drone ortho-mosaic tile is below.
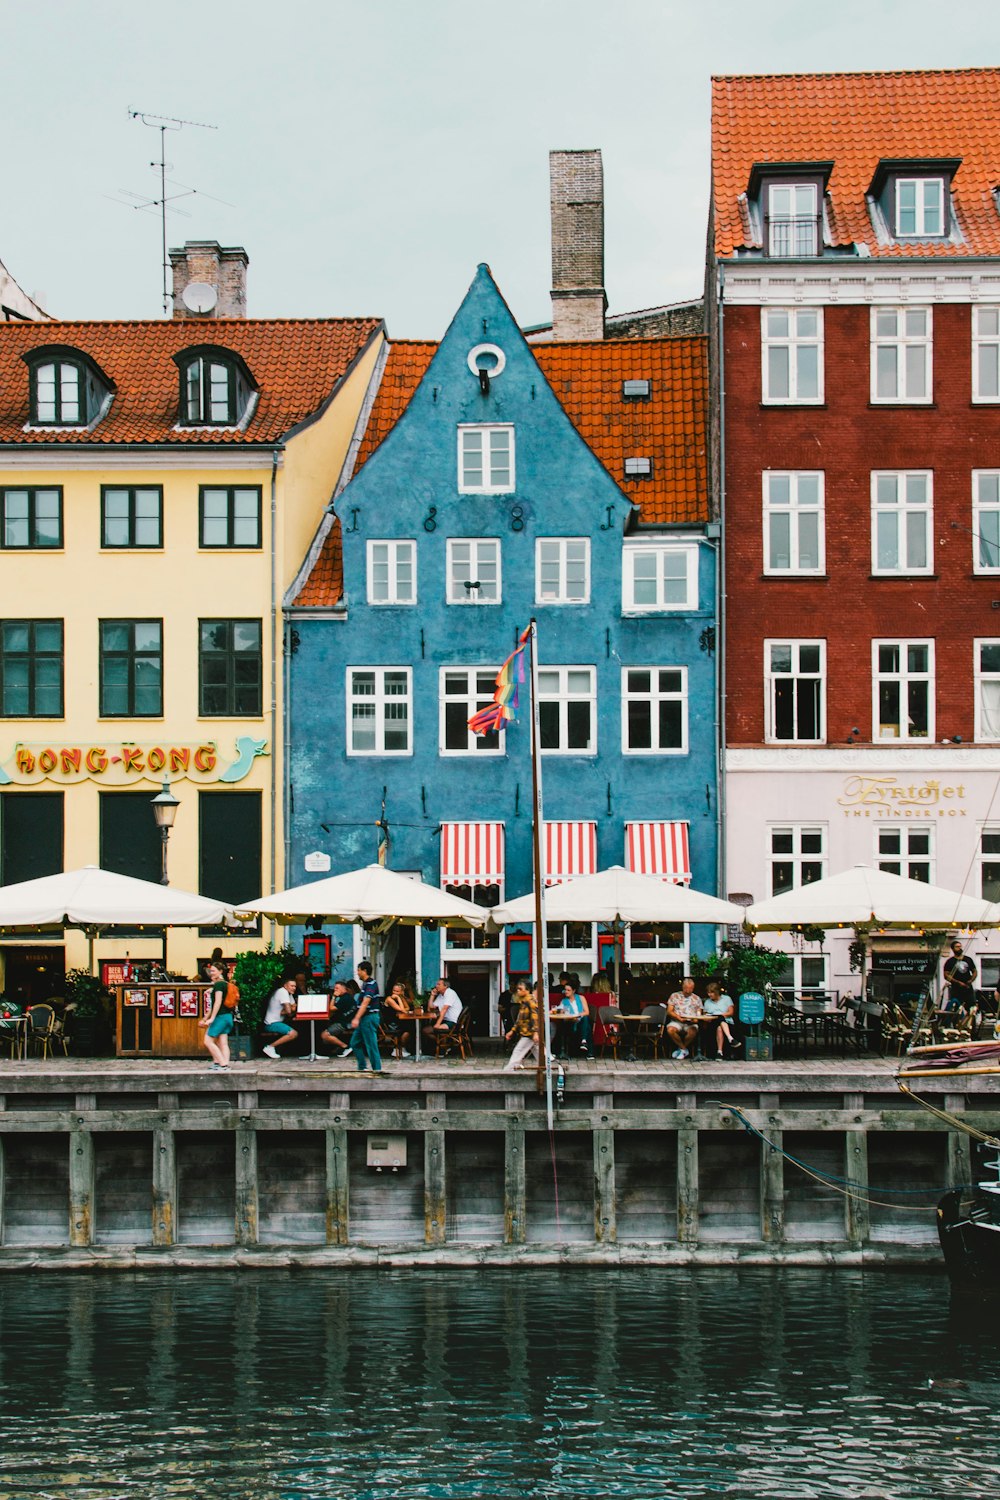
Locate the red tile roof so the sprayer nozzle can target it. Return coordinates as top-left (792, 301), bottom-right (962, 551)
top-left (712, 68), bottom-right (1000, 258)
top-left (296, 335), bottom-right (709, 607)
top-left (0, 317), bottom-right (382, 444)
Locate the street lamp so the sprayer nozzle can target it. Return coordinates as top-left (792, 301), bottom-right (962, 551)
top-left (150, 780), bottom-right (180, 886)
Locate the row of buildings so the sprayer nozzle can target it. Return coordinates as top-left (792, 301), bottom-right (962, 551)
top-left (2, 68), bottom-right (999, 1026)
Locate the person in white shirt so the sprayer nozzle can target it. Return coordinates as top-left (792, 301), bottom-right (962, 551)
top-left (423, 976), bottom-right (462, 1045)
top-left (262, 977), bottom-right (298, 1059)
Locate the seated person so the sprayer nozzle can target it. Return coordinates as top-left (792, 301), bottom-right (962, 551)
top-left (261, 976), bottom-right (298, 1059)
top-left (320, 979), bottom-right (360, 1056)
top-left (702, 980), bottom-right (739, 1059)
top-left (550, 979), bottom-right (593, 1060)
top-left (382, 981), bottom-right (416, 1058)
top-left (503, 979), bottom-right (539, 1071)
top-left (423, 976), bottom-right (463, 1044)
top-left (665, 977), bottom-right (703, 1060)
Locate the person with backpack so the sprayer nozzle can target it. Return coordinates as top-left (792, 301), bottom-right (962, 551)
top-left (200, 960), bottom-right (236, 1071)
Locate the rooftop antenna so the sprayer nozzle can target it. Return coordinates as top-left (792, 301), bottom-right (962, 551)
top-left (127, 109), bottom-right (219, 314)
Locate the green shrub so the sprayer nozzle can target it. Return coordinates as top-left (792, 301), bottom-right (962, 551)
top-left (232, 945), bottom-right (299, 1032)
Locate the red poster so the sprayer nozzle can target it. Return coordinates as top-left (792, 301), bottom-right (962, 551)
top-left (155, 989), bottom-right (176, 1018)
top-left (178, 989), bottom-right (199, 1018)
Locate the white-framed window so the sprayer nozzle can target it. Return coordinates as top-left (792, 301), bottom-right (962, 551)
top-left (973, 307), bottom-right (1000, 403)
top-left (621, 667), bottom-right (687, 754)
top-left (870, 471), bottom-right (932, 575)
top-left (538, 666), bottom-right (596, 754)
top-left (763, 472), bottom-right (825, 573)
top-left (895, 178), bottom-right (945, 238)
top-left (871, 307), bottom-right (932, 403)
top-left (625, 922), bottom-right (687, 964)
top-left (622, 542), bottom-right (698, 612)
top-left (876, 825), bottom-right (934, 883)
top-left (772, 954), bottom-right (829, 1000)
top-left (974, 639), bottom-right (1000, 741)
top-left (443, 882), bottom-right (504, 953)
top-left (439, 667), bottom-right (505, 755)
top-left (761, 308), bottom-right (823, 403)
top-left (346, 667), bottom-right (412, 755)
top-left (457, 425), bottom-right (514, 493)
top-left (769, 825), bottom-right (826, 895)
top-left (446, 538), bottom-right (500, 604)
top-left (873, 640), bottom-right (933, 741)
top-left (766, 183), bottom-right (819, 257)
top-left (974, 472), bottom-right (1000, 572)
top-left (536, 538), bottom-right (590, 605)
top-left (980, 828), bottom-right (1000, 902)
top-left (765, 640), bottom-right (825, 744)
top-left (366, 540), bottom-right (416, 605)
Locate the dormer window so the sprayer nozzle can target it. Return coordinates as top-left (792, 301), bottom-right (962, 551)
top-left (176, 348), bottom-right (254, 427)
top-left (25, 349), bottom-right (111, 428)
top-left (869, 159), bottom-right (959, 242)
top-left (749, 163), bottom-right (831, 259)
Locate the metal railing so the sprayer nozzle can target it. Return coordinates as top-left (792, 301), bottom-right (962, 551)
top-left (766, 215), bottom-right (820, 257)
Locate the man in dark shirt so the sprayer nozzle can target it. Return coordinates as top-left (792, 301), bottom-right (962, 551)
top-left (943, 942), bottom-right (978, 1012)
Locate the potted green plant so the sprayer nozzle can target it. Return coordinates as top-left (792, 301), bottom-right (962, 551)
top-left (64, 969), bottom-right (112, 1056)
top-left (232, 945), bottom-right (300, 1036)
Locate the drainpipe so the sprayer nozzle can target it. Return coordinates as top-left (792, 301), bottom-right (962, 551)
top-left (715, 269), bottom-right (727, 902)
top-left (270, 448), bottom-right (280, 921)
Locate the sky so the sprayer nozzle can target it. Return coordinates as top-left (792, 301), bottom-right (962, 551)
top-left (5, 0), bottom-right (1000, 337)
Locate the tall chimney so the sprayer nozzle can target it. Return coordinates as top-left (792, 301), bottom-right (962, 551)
top-left (549, 150), bottom-right (606, 341)
top-left (169, 240), bottom-right (248, 320)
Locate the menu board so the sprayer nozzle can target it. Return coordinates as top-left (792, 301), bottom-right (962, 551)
top-left (123, 988), bottom-right (148, 1007)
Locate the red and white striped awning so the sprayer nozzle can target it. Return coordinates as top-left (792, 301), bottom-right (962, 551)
top-left (544, 821), bottom-right (597, 886)
top-left (440, 822), bottom-right (505, 887)
top-left (626, 822), bottom-right (691, 883)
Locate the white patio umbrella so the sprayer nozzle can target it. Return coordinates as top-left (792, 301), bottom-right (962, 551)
top-left (744, 865), bottom-right (997, 931)
top-left (492, 865), bottom-right (745, 928)
top-left (238, 863), bottom-right (489, 929)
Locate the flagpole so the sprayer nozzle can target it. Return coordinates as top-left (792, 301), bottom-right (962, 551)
top-left (527, 618), bottom-right (554, 1130)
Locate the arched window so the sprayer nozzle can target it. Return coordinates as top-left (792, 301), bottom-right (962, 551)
top-left (175, 347), bottom-right (254, 427)
top-left (25, 349), bottom-right (111, 427)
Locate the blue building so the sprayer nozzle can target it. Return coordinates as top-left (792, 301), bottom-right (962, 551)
top-left (287, 266), bottom-right (716, 1031)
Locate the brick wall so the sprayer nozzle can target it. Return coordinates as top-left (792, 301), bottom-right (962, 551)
top-left (723, 300), bottom-right (1000, 744)
top-left (549, 150), bottom-right (606, 341)
top-left (169, 241), bottom-right (248, 320)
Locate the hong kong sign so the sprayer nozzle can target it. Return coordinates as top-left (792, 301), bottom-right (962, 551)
top-left (0, 735), bottom-right (268, 787)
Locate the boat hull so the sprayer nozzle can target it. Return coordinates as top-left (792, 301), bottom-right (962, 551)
top-left (937, 1188), bottom-right (1000, 1288)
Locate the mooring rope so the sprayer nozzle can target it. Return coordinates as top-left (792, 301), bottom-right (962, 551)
top-left (894, 1078), bottom-right (1000, 1148)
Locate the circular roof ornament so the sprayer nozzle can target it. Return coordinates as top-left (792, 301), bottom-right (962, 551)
top-left (467, 343), bottom-right (506, 379)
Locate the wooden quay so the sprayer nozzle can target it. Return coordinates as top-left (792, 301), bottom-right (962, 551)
top-left (0, 1054), bottom-right (993, 1269)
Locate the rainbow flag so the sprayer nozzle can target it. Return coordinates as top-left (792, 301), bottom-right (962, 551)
top-left (468, 625), bottom-right (531, 736)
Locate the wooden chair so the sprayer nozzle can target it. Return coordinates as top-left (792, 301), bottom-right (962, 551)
top-left (26, 1004), bottom-right (58, 1059)
top-left (596, 1005), bottom-right (622, 1060)
top-left (767, 1002), bottom-right (808, 1058)
top-left (635, 1003), bottom-right (667, 1060)
top-left (433, 1006), bottom-right (473, 1060)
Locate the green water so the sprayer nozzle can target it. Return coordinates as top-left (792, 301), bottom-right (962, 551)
top-left (0, 1267), bottom-right (997, 1498)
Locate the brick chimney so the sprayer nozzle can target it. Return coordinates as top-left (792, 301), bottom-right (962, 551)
top-left (169, 241), bottom-right (248, 320)
top-left (549, 150), bottom-right (606, 341)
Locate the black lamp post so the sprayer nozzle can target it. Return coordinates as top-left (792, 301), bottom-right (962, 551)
top-left (150, 780), bottom-right (180, 886)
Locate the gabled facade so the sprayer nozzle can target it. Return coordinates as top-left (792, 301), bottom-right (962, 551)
top-left (288, 265), bottom-right (716, 1032)
top-left (709, 68), bottom-right (1000, 1002)
top-left (0, 311), bottom-right (383, 994)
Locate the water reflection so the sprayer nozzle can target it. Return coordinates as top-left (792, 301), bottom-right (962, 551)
top-left (0, 1268), bottom-right (997, 1498)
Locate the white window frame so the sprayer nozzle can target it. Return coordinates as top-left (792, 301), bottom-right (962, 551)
top-left (870, 306), bottom-right (932, 404)
top-left (876, 824), bottom-right (934, 883)
top-left (536, 538), bottom-right (591, 605)
top-left (895, 177), bottom-right (945, 238)
top-left (537, 665), bottom-right (596, 755)
top-left (446, 538), bottom-right (501, 605)
top-left (346, 667), bottom-right (413, 757)
top-left (772, 953), bottom-right (830, 1001)
top-left (624, 922), bottom-right (688, 967)
top-left (973, 307), bottom-right (1000, 404)
top-left (870, 471), bottom-right (933, 576)
top-left (761, 307), bottom-right (824, 404)
top-left (973, 471), bottom-right (1000, 573)
top-left (764, 640), bottom-right (826, 745)
top-left (872, 639), bottom-right (934, 742)
top-left (766, 183), bottom-right (819, 257)
top-left (980, 827), bottom-right (1000, 903)
top-left (768, 824), bottom-right (827, 896)
top-left (762, 472), bottom-right (825, 574)
top-left (439, 666), bottom-right (506, 756)
top-left (366, 539), bottom-right (416, 606)
top-left (457, 424), bottom-right (514, 494)
top-left (621, 666), bottom-right (688, 755)
top-left (975, 639), bottom-right (1000, 742)
top-left (622, 541), bottom-right (698, 612)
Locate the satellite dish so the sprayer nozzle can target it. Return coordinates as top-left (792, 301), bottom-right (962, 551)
top-left (181, 281), bottom-right (218, 314)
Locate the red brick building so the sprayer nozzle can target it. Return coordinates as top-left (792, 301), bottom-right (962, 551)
top-left (708, 69), bottom-right (1000, 1001)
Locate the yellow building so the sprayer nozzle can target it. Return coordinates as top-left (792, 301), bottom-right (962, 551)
top-left (0, 248), bottom-right (383, 995)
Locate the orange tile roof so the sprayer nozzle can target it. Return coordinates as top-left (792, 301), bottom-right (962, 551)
top-left (0, 317), bottom-right (382, 445)
top-left (712, 68), bottom-right (1000, 258)
top-left (296, 335), bottom-right (709, 607)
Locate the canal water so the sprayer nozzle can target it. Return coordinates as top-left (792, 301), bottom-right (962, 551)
top-left (0, 1267), bottom-right (997, 1499)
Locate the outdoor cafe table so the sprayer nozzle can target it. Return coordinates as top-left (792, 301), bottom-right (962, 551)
top-left (406, 1008), bottom-right (435, 1061)
top-left (0, 1014), bottom-right (28, 1060)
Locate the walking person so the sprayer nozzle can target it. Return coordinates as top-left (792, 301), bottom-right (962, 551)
top-left (503, 979), bottom-right (539, 1071)
top-left (351, 962), bottom-right (383, 1073)
top-left (199, 960), bottom-right (233, 1071)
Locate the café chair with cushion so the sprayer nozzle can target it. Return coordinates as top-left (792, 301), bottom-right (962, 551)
top-left (433, 1007), bottom-right (473, 1061)
top-left (596, 1005), bottom-right (623, 1060)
